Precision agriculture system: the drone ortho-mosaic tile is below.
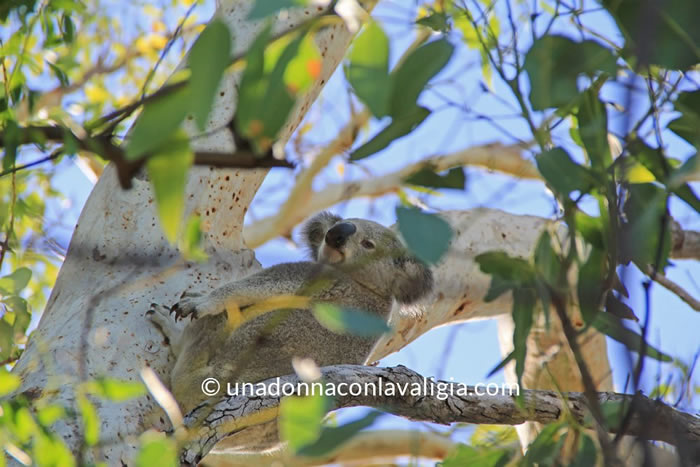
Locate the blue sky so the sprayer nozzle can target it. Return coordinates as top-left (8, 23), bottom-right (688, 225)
top-left (19, 0), bottom-right (700, 441)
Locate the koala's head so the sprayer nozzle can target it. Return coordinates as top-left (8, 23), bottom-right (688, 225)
top-left (301, 211), bottom-right (433, 305)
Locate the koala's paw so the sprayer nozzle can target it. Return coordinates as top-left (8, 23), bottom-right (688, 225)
top-left (147, 303), bottom-right (185, 341)
top-left (171, 291), bottom-right (218, 321)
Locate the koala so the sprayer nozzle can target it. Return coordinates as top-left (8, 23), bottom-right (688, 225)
top-left (148, 211), bottom-right (433, 453)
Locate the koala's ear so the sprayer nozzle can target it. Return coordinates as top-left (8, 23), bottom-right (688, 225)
top-left (391, 256), bottom-right (434, 304)
top-left (301, 211), bottom-right (342, 259)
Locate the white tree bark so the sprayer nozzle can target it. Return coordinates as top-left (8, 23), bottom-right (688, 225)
top-left (11, 2), bottom-right (361, 464)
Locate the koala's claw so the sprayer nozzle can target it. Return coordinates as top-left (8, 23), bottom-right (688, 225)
top-left (171, 292), bottom-right (204, 321)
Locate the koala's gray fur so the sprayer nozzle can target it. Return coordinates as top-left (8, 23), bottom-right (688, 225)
top-left (148, 211), bottom-right (433, 453)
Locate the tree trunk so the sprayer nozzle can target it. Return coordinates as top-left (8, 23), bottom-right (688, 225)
top-left (11, 1), bottom-right (360, 463)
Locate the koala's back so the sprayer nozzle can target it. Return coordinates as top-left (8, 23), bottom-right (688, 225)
top-left (170, 261), bottom-right (392, 412)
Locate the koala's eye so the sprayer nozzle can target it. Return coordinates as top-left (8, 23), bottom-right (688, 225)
top-left (361, 239), bottom-right (375, 249)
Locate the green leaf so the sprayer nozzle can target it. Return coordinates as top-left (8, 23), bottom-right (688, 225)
top-left (627, 139), bottom-right (667, 181)
top-left (396, 207), bottom-right (452, 265)
top-left (536, 147), bottom-right (596, 195)
top-left (9, 296), bottom-right (31, 336)
top-left (297, 411), bottom-right (383, 457)
top-left (61, 14), bottom-right (74, 43)
top-left (136, 431), bottom-right (178, 467)
top-left (669, 154), bottom-right (698, 187)
top-left (0, 369), bottom-right (20, 396)
top-left (346, 21), bottom-right (391, 118)
top-left (487, 350), bottom-right (515, 378)
top-left (179, 215), bottom-right (208, 262)
top-left (523, 35), bottom-right (616, 111)
top-left (86, 378), bottom-right (146, 402)
top-left (1, 0), bottom-right (38, 22)
top-left (672, 184), bottom-right (700, 213)
top-left (620, 183), bottom-right (671, 269)
top-left (416, 12), bottom-right (450, 33)
top-left (279, 393), bottom-right (330, 452)
top-left (577, 89), bottom-right (612, 171)
top-left (146, 132), bottom-right (194, 244)
top-left (602, 0), bottom-right (700, 70)
top-left (0, 321), bottom-right (11, 361)
top-left (313, 304), bottom-right (391, 337)
top-left (77, 394), bottom-right (99, 446)
top-left (574, 210), bottom-right (605, 250)
top-left (283, 33), bottom-right (321, 94)
top-left (350, 106), bottom-right (430, 161)
top-left (404, 167), bottom-right (466, 190)
top-left (188, 19), bottom-right (231, 130)
top-left (33, 433), bottom-right (75, 467)
top-left (668, 91), bottom-right (700, 147)
top-left (236, 26), bottom-right (302, 152)
top-left (126, 84), bottom-right (191, 160)
top-left (475, 252), bottom-right (535, 301)
top-left (524, 422), bottom-right (565, 465)
top-left (602, 401), bottom-right (631, 433)
top-left (628, 138), bottom-right (700, 213)
top-left (592, 313), bottom-right (672, 362)
top-left (571, 433), bottom-right (598, 467)
top-left (470, 424), bottom-right (519, 447)
top-left (533, 231), bottom-right (561, 287)
top-left (390, 38), bottom-right (454, 117)
top-left (37, 405), bottom-right (66, 426)
top-left (14, 406), bottom-right (39, 442)
top-left (440, 443), bottom-right (512, 467)
top-left (247, 0), bottom-right (306, 19)
top-left (1, 119), bottom-right (20, 171)
top-left (605, 294), bottom-right (638, 322)
top-left (0, 267), bottom-right (32, 294)
top-left (47, 61), bottom-right (69, 87)
top-left (668, 114), bottom-right (699, 148)
top-left (512, 288), bottom-right (536, 384)
top-left (577, 248), bottom-right (606, 323)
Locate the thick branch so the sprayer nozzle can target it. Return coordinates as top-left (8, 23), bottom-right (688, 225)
top-left (671, 219), bottom-right (700, 260)
top-left (180, 365), bottom-right (700, 464)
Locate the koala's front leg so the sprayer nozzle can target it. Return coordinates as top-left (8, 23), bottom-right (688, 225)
top-left (170, 282), bottom-right (263, 321)
top-left (171, 263), bottom-right (320, 321)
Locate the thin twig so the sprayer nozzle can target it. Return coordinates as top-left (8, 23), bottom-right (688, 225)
top-left (645, 266), bottom-right (700, 311)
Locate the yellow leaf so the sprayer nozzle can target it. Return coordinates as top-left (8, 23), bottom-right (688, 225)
top-left (143, 5), bottom-right (161, 17)
top-left (183, 15), bottom-right (200, 28)
top-left (626, 164), bottom-right (656, 183)
top-left (113, 43), bottom-right (127, 61)
top-left (148, 34), bottom-right (168, 50)
top-left (0, 371), bottom-right (20, 396)
top-left (85, 85), bottom-right (110, 103)
top-left (135, 37), bottom-right (151, 55)
top-left (152, 21), bottom-right (166, 33)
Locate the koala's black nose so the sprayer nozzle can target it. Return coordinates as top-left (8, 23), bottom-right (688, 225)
top-left (325, 222), bottom-right (356, 248)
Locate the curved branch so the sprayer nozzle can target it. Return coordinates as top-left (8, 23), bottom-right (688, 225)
top-left (181, 365), bottom-right (700, 464)
top-left (243, 143), bottom-right (533, 246)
